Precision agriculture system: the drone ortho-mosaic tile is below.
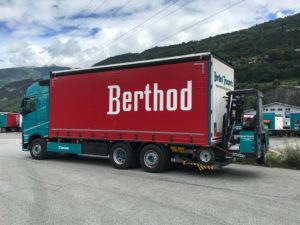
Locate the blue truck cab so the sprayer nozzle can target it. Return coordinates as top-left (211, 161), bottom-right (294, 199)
top-left (21, 80), bottom-right (49, 151)
top-left (0, 113), bottom-right (7, 130)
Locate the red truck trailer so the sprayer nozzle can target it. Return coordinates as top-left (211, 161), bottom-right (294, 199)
top-left (50, 53), bottom-right (233, 145)
top-left (0, 112), bottom-right (21, 132)
top-left (21, 52), bottom-right (269, 172)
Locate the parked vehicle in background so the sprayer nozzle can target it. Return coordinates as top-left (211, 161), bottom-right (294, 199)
top-left (290, 112), bottom-right (300, 136)
top-left (263, 112), bottom-right (288, 136)
top-left (21, 53), bottom-right (269, 172)
top-left (0, 112), bottom-right (21, 132)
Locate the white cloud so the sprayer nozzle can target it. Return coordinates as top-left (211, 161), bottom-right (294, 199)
top-left (276, 11), bottom-right (291, 18)
top-left (0, 0), bottom-right (299, 68)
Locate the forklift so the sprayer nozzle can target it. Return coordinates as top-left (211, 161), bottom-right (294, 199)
top-left (222, 89), bottom-right (269, 165)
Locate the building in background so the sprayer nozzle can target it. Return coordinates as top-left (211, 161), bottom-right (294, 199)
top-left (245, 102), bottom-right (300, 128)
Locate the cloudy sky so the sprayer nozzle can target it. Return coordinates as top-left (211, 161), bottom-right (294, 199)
top-left (0, 0), bottom-right (299, 69)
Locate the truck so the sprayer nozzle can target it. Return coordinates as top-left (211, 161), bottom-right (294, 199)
top-left (290, 112), bottom-right (300, 136)
top-left (0, 112), bottom-right (21, 132)
top-left (263, 112), bottom-right (287, 136)
top-left (21, 52), bottom-right (269, 172)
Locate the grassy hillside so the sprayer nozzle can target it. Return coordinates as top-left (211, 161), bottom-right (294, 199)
top-left (94, 13), bottom-right (300, 85)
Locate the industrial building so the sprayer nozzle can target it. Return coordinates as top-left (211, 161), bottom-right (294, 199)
top-left (245, 102), bottom-right (300, 128)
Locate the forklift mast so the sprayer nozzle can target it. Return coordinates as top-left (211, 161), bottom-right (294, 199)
top-left (227, 89), bottom-right (264, 132)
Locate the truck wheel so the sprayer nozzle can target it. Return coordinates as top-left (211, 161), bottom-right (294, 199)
top-left (256, 144), bottom-right (266, 165)
top-left (30, 139), bottom-right (47, 160)
top-left (196, 148), bottom-right (215, 164)
top-left (140, 144), bottom-right (170, 173)
top-left (110, 142), bottom-right (133, 169)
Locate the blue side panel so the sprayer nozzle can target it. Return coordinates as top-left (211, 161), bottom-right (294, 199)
top-left (263, 112), bottom-right (275, 130)
top-left (240, 131), bottom-right (255, 153)
top-left (0, 113), bottom-right (7, 128)
top-left (290, 113), bottom-right (300, 131)
top-left (47, 142), bottom-right (81, 154)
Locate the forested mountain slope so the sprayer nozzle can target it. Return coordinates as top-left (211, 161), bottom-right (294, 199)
top-left (94, 13), bottom-right (300, 84)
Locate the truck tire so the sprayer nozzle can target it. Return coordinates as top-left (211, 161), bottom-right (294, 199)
top-left (110, 142), bottom-right (133, 169)
top-left (30, 139), bottom-right (47, 160)
top-left (196, 148), bottom-right (215, 164)
top-left (140, 144), bottom-right (170, 173)
top-left (256, 144), bottom-right (266, 165)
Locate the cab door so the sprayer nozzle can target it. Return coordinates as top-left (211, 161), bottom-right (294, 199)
top-left (21, 97), bottom-right (37, 135)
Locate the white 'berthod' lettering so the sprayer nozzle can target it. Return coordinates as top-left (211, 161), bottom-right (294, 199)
top-left (107, 85), bottom-right (120, 115)
top-left (107, 81), bottom-right (192, 115)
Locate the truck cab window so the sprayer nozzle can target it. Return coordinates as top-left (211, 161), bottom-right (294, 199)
top-left (22, 97), bottom-right (36, 115)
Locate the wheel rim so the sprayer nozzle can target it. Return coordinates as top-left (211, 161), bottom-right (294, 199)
top-left (199, 150), bottom-right (212, 163)
top-left (113, 148), bottom-right (127, 165)
top-left (144, 150), bottom-right (159, 168)
top-left (32, 144), bottom-right (42, 157)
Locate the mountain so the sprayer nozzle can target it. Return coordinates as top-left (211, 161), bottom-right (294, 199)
top-left (265, 86), bottom-right (300, 106)
top-left (0, 79), bottom-right (35, 112)
top-left (0, 65), bottom-right (70, 88)
top-left (94, 13), bottom-right (300, 85)
top-left (0, 65), bottom-right (70, 112)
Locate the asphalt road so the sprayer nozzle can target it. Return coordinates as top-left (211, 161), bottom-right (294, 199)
top-left (0, 133), bottom-right (300, 225)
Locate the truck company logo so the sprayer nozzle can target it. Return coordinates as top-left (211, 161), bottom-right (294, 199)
top-left (107, 81), bottom-right (192, 115)
top-left (214, 71), bottom-right (233, 87)
top-left (58, 146), bottom-right (69, 150)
